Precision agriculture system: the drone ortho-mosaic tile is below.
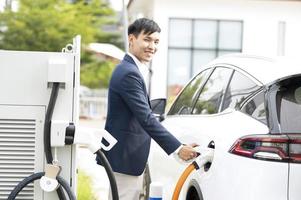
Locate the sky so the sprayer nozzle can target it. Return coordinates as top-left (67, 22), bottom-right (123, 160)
top-left (109, 0), bottom-right (130, 11)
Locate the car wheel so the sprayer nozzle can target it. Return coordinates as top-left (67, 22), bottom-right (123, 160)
top-left (186, 180), bottom-right (203, 200)
top-left (139, 164), bottom-right (151, 200)
top-left (186, 186), bottom-right (200, 200)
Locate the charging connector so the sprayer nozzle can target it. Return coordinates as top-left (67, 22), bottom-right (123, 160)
top-left (193, 147), bottom-right (214, 169)
top-left (51, 120), bottom-right (70, 147)
top-left (74, 127), bottom-right (117, 153)
top-left (50, 122), bottom-right (117, 153)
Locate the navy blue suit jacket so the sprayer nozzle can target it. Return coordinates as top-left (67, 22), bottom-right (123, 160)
top-left (97, 54), bottom-right (181, 176)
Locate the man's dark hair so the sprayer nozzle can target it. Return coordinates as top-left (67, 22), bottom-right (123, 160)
top-left (128, 18), bottom-right (161, 37)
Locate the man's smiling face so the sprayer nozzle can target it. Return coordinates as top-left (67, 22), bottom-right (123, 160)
top-left (129, 30), bottom-right (160, 63)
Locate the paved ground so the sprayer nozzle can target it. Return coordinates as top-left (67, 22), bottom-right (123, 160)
top-left (77, 118), bottom-right (109, 200)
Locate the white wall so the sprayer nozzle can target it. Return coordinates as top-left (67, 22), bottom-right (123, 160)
top-left (128, 0), bottom-right (301, 99)
top-left (127, 0), bottom-right (154, 23)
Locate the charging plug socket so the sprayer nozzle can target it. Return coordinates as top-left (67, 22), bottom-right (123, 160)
top-left (51, 120), bottom-right (70, 147)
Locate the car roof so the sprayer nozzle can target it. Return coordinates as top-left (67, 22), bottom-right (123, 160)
top-left (205, 54), bottom-right (301, 85)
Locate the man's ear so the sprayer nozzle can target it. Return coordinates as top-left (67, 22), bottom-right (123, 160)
top-left (128, 34), bottom-right (137, 48)
top-left (128, 34), bottom-right (135, 42)
top-left (128, 34), bottom-right (134, 47)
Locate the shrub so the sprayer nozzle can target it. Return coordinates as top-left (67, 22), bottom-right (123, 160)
top-left (77, 169), bottom-right (97, 200)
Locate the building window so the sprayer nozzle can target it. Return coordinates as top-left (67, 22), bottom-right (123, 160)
top-left (167, 18), bottom-right (243, 101)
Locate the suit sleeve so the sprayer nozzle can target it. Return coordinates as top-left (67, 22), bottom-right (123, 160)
top-left (119, 72), bottom-right (181, 155)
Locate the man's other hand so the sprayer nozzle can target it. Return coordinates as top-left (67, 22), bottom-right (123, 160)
top-left (178, 143), bottom-right (199, 161)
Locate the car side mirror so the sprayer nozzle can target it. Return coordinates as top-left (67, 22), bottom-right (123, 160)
top-left (150, 98), bottom-right (166, 122)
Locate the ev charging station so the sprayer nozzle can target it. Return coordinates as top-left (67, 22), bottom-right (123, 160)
top-left (0, 34), bottom-right (213, 200)
top-left (0, 36), bottom-right (80, 200)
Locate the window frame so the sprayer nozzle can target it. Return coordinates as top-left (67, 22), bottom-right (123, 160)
top-left (190, 66), bottom-right (234, 115)
top-left (168, 18), bottom-right (244, 79)
top-left (168, 64), bottom-right (265, 116)
top-left (220, 69), bottom-right (263, 112)
top-left (240, 88), bottom-right (267, 125)
top-left (167, 67), bottom-right (214, 116)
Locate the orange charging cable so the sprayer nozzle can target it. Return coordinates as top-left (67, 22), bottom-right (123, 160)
top-left (172, 148), bottom-right (214, 200)
top-left (172, 162), bottom-right (199, 200)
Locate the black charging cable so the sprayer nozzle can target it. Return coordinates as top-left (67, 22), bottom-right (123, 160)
top-left (7, 172), bottom-right (75, 200)
top-left (95, 150), bottom-right (119, 200)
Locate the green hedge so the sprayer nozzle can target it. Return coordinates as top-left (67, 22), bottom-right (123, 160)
top-left (77, 169), bottom-right (97, 200)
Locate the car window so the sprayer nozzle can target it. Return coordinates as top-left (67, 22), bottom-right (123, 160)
top-left (241, 90), bottom-right (267, 124)
top-left (168, 69), bottom-right (211, 115)
top-left (222, 71), bottom-right (261, 111)
top-left (276, 77), bottom-right (301, 133)
top-left (192, 67), bottom-right (233, 115)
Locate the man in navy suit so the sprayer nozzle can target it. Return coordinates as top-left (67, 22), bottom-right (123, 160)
top-left (98, 18), bottom-right (198, 199)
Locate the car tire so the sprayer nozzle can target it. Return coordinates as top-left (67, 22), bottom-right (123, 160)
top-left (186, 179), bottom-right (203, 200)
top-left (139, 164), bottom-right (151, 200)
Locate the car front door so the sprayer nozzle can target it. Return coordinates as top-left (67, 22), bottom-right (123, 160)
top-left (154, 66), bottom-right (235, 200)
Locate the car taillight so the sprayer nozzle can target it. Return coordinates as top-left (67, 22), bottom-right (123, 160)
top-left (229, 134), bottom-right (301, 163)
top-left (287, 135), bottom-right (301, 163)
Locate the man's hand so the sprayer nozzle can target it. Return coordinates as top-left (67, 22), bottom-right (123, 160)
top-left (178, 143), bottom-right (199, 161)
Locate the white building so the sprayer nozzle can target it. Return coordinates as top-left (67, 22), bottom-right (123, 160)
top-left (127, 0), bottom-right (301, 101)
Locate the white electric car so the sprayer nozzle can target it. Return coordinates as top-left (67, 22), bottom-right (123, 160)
top-left (147, 54), bottom-right (301, 200)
